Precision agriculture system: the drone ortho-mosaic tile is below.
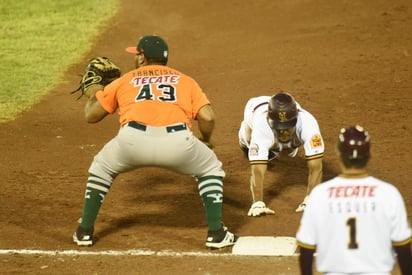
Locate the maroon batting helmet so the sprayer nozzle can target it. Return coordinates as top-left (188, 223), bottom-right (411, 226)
top-left (338, 125), bottom-right (370, 159)
top-left (267, 92), bottom-right (298, 130)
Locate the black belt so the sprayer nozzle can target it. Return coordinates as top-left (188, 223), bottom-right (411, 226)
top-left (127, 121), bottom-right (187, 133)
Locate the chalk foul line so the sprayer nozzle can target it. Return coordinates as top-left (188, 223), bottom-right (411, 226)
top-left (0, 249), bottom-right (233, 257)
top-left (0, 248), bottom-right (299, 257)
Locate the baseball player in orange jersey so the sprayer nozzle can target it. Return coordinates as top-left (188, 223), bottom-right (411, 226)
top-left (72, 35), bottom-right (237, 249)
top-left (296, 125), bottom-right (412, 275)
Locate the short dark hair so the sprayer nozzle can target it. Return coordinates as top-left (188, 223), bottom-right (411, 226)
top-left (146, 57), bottom-right (168, 65)
top-left (341, 155), bottom-right (370, 169)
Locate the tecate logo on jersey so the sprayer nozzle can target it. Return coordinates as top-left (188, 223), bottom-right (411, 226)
top-left (328, 185), bottom-right (377, 198)
top-left (130, 75), bottom-right (180, 86)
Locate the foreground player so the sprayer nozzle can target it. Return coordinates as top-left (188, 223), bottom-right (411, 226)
top-left (238, 93), bottom-right (324, 215)
top-left (72, 35), bottom-right (237, 249)
top-left (296, 125), bottom-right (412, 275)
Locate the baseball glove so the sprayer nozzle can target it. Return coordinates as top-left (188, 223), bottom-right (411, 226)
top-left (71, 57), bottom-right (121, 99)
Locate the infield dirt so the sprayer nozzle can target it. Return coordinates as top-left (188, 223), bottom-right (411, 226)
top-left (1, 0), bottom-right (411, 274)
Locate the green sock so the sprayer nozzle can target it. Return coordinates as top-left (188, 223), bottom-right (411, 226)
top-left (198, 176), bottom-right (224, 231)
top-left (80, 173), bottom-right (111, 229)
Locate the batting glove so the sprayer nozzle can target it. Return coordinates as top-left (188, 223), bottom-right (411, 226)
top-left (248, 201), bottom-right (275, 217)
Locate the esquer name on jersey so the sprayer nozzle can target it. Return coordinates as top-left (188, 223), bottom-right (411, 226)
top-left (328, 200), bottom-right (376, 214)
top-left (327, 185), bottom-right (377, 214)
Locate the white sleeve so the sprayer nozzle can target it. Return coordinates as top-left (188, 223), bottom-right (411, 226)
top-left (388, 186), bottom-right (412, 244)
top-left (298, 111), bottom-right (324, 157)
top-left (248, 114), bottom-right (275, 161)
top-left (296, 191), bottom-right (318, 247)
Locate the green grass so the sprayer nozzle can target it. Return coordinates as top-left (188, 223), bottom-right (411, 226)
top-left (0, 0), bottom-right (120, 122)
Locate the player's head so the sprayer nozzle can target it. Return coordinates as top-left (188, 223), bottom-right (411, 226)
top-left (126, 35), bottom-right (169, 66)
top-left (337, 125), bottom-right (371, 168)
top-left (267, 92), bottom-right (298, 142)
top-left (268, 92), bottom-right (298, 130)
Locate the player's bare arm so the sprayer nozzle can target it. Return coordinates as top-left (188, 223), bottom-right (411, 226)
top-left (196, 104), bottom-right (215, 148)
top-left (295, 157), bottom-right (323, 212)
top-left (248, 164), bottom-right (275, 216)
top-left (299, 247), bottom-right (315, 275)
top-left (394, 243), bottom-right (412, 275)
top-left (84, 85), bottom-right (109, 123)
top-left (306, 157), bottom-right (323, 194)
top-left (250, 164), bottom-right (267, 202)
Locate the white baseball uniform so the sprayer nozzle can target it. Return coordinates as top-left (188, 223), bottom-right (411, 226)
top-left (238, 96), bottom-right (324, 162)
top-left (296, 174), bottom-right (412, 274)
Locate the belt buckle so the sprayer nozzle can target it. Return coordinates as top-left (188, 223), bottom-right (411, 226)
top-left (167, 123), bottom-right (186, 133)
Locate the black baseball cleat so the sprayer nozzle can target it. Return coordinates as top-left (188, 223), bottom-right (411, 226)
top-left (205, 226), bottom-right (238, 249)
top-left (73, 226), bottom-right (94, 247)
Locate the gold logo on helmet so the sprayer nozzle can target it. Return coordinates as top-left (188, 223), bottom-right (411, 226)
top-left (278, 112), bottom-right (288, 122)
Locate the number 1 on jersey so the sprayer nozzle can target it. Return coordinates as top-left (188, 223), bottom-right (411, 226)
top-left (346, 217), bottom-right (359, 249)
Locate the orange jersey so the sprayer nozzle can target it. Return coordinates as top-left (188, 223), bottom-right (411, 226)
top-left (96, 65), bottom-right (210, 128)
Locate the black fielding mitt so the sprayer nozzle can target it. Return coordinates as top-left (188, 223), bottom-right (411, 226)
top-left (71, 57), bottom-right (121, 99)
